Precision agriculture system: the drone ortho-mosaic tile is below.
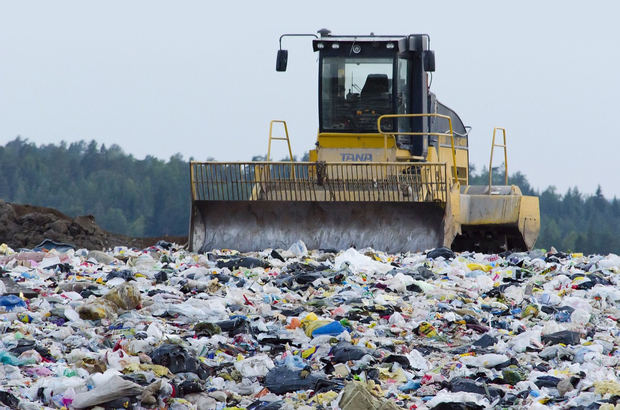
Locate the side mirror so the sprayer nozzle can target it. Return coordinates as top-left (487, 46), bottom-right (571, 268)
top-left (424, 50), bottom-right (435, 72)
top-left (276, 49), bottom-right (288, 72)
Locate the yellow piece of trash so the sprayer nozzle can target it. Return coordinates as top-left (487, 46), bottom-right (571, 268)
top-left (301, 346), bottom-right (317, 359)
top-left (594, 380), bottom-right (620, 395)
top-left (467, 263), bottom-right (492, 272)
top-left (122, 363), bottom-right (171, 377)
top-left (302, 312), bottom-right (318, 323)
top-left (538, 397), bottom-right (551, 404)
top-left (313, 391), bottom-right (339, 405)
top-left (417, 321), bottom-right (438, 338)
top-left (378, 367), bottom-right (408, 382)
top-left (0, 243), bottom-right (15, 255)
top-left (521, 305), bottom-right (539, 318)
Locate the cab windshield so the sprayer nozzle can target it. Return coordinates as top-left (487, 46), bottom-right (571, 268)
top-left (320, 56), bottom-right (395, 132)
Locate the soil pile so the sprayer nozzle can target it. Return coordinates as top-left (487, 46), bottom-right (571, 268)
top-left (0, 200), bottom-right (185, 250)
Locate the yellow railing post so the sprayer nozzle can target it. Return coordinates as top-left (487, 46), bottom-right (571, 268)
top-left (189, 161), bottom-right (197, 201)
top-left (488, 127), bottom-right (508, 194)
top-left (447, 118), bottom-right (458, 184)
top-left (267, 120), bottom-right (295, 179)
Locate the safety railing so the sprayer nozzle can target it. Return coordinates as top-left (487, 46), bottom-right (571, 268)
top-left (190, 161), bottom-right (449, 203)
top-left (377, 113), bottom-right (459, 185)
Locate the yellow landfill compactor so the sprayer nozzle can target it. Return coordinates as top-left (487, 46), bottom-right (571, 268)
top-left (189, 30), bottom-right (540, 253)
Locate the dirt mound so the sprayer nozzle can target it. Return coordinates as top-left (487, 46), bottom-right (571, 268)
top-left (0, 200), bottom-right (186, 250)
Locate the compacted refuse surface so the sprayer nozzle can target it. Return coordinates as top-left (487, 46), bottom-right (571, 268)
top-left (1, 240), bottom-right (620, 409)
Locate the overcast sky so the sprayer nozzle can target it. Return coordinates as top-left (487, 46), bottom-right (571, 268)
top-left (1, 1), bottom-right (618, 196)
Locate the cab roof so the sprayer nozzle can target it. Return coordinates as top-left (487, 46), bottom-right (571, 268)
top-left (312, 35), bottom-right (405, 51)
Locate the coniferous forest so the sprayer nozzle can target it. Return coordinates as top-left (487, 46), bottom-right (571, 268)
top-left (1, 137), bottom-right (619, 254)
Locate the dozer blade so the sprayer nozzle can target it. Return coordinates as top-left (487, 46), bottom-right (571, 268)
top-left (190, 200), bottom-right (445, 253)
top-left (189, 161), bottom-right (453, 253)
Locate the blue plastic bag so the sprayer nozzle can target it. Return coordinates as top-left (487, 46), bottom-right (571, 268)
top-left (311, 321), bottom-right (345, 337)
top-left (0, 295), bottom-right (26, 311)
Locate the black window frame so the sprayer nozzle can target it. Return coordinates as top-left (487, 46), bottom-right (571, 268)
top-left (317, 44), bottom-right (399, 134)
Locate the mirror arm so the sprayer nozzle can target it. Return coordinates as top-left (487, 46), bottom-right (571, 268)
top-left (279, 33), bottom-right (319, 50)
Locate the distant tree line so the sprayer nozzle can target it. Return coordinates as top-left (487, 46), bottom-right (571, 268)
top-left (469, 166), bottom-right (620, 254)
top-left (0, 137), bottom-right (189, 237)
top-left (0, 137), bottom-right (618, 254)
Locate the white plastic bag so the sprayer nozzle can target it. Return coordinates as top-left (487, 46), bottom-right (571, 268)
top-left (72, 375), bottom-right (143, 408)
top-left (234, 354), bottom-right (275, 377)
top-left (334, 248), bottom-right (392, 274)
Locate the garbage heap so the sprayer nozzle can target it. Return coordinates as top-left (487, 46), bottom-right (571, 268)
top-left (0, 240), bottom-right (619, 410)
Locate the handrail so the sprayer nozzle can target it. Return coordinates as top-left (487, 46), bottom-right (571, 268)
top-left (190, 160), bottom-right (449, 166)
top-left (189, 161), bottom-right (450, 203)
top-left (266, 120), bottom-right (295, 179)
top-left (377, 113), bottom-right (458, 185)
top-left (488, 127), bottom-right (508, 194)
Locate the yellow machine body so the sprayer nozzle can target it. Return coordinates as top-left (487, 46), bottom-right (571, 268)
top-left (188, 32), bottom-right (540, 253)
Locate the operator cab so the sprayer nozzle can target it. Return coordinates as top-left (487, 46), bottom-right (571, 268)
top-left (313, 36), bottom-right (399, 132)
top-left (313, 31), bottom-right (466, 157)
top-left (276, 30), bottom-right (468, 160)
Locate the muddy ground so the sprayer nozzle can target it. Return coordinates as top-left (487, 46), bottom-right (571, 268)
top-left (0, 200), bottom-right (187, 250)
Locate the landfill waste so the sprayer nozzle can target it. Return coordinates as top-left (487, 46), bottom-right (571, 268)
top-left (0, 241), bottom-right (618, 408)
